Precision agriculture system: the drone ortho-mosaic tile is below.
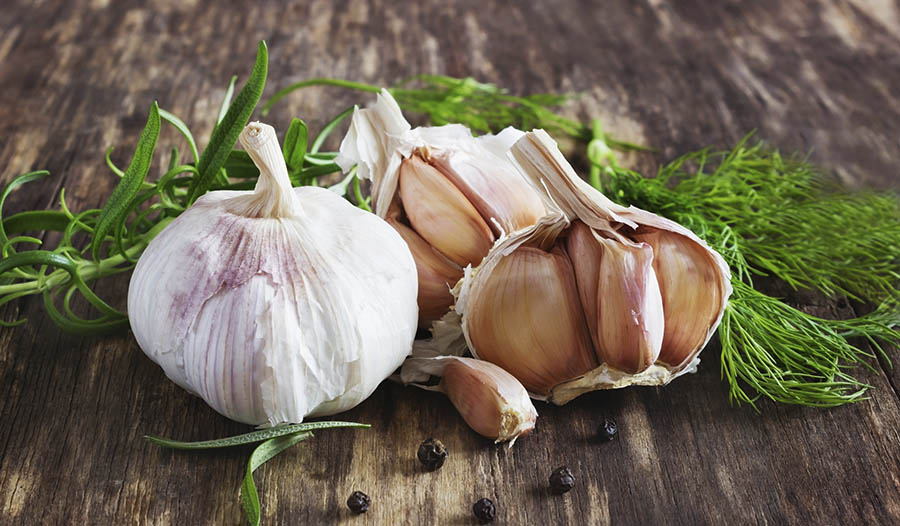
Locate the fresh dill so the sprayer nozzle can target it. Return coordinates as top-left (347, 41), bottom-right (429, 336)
top-left (593, 133), bottom-right (900, 407)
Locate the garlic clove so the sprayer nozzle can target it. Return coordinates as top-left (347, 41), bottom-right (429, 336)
top-left (565, 220), bottom-right (603, 352)
top-left (465, 245), bottom-right (598, 395)
top-left (429, 153), bottom-right (546, 235)
top-left (593, 236), bottom-right (665, 374)
top-left (398, 154), bottom-right (495, 267)
top-left (633, 229), bottom-right (724, 367)
top-left (566, 219), bottom-right (665, 374)
top-left (440, 357), bottom-right (537, 444)
top-left (387, 217), bottom-right (464, 328)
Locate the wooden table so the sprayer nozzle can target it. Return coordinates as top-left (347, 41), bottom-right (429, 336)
top-left (2, 1), bottom-right (899, 524)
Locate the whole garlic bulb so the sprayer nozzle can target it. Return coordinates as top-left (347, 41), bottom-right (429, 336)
top-left (128, 122), bottom-right (419, 425)
top-left (337, 89), bottom-right (545, 327)
top-left (451, 130), bottom-right (732, 404)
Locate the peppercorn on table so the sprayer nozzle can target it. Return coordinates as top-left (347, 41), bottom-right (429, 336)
top-left (2, 1), bottom-right (900, 524)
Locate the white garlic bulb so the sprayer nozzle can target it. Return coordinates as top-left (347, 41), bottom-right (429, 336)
top-left (448, 130), bottom-right (732, 404)
top-left (128, 122), bottom-right (419, 425)
top-left (336, 89), bottom-right (545, 327)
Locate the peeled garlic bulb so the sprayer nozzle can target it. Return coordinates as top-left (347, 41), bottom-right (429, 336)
top-left (128, 122), bottom-right (418, 425)
top-left (400, 355), bottom-right (537, 444)
top-left (337, 89), bottom-right (545, 327)
top-left (450, 130), bottom-right (732, 404)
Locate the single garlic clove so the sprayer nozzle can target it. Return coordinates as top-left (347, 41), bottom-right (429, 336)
top-left (387, 217), bottom-right (464, 328)
top-left (398, 154), bottom-right (495, 267)
top-left (633, 229), bottom-right (724, 367)
top-left (593, 237), bottom-right (665, 374)
top-left (440, 358), bottom-right (537, 444)
top-left (566, 220), bottom-right (603, 352)
top-left (466, 245), bottom-right (598, 395)
top-left (429, 153), bottom-right (546, 235)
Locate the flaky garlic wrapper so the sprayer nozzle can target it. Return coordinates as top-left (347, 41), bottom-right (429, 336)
top-left (449, 130), bottom-right (732, 404)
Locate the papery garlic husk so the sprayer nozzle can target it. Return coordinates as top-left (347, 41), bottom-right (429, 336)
top-left (400, 355), bottom-right (537, 445)
top-left (449, 130), bottom-right (732, 404)
top-left (336, 89), bottom-right (546, 327)
top-left (128, 122), bottom-right (419, 425)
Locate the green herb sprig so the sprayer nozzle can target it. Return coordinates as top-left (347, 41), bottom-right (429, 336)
top-left (592, 132), bottom-right (900, 407)
top-left (147, 421), bottom-right (370, 526)
top-left (263, 75), bottom-right (647, 151)
top-left (0, 42), bottom-right (349, 334)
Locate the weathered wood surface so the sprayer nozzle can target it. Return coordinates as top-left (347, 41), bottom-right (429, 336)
top-left (2, 0), bottom-right (900, 524)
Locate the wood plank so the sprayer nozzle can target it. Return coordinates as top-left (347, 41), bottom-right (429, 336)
top-left (1, 0), bottom-right (899, 524)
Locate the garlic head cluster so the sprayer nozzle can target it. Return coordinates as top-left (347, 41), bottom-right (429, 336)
top-left (454, 130), bottom-right (732, 404)
top-left (128, 122), bottom-right (419, 425)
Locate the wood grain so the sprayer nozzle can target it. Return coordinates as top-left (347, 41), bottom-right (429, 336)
top-left (2, 0), bottom-right (900, 524)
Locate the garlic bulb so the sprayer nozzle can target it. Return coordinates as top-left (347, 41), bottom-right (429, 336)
top-left (401, 355), bottom-right (537, 444)
top-left (337, 89), bottom-right (545, 327)
top-left (451, 130), bottom-right (732, 404)
top-left (128, 122), bottom-right (419, 425)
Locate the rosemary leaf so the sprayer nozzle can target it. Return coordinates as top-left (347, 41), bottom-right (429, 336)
top-left (241, 432), bottom-right (313, 526)
top-left (159, 108), bottom-right (200, 164)
top-left (2, 211), bottom-right (71, 235)
top-left (90, 101), bottom-right (160, 261)
top-left (0, 171), bottom-right (51, 252)
top-left (216, 75), bottom-right (238, 127)
top-left (144, 421), bottom-right (370, 450)
top-left (188, 41), bottom-right (268, 204)
top-left (282, 117), bottom-right (308, 173)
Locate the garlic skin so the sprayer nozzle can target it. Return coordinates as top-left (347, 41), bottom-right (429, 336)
top-left (128, 122), bottom-right (419, 425)
top-left (401, 356), bottom-right (537, 445)
top-left (337, 89), bottom-right (545, 327)
top-left (450, 130), bottom-right (732, 404)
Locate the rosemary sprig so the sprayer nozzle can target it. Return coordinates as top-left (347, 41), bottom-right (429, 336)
top-left (144, 420), bottom-right (369, 449)
top-left (242, 432), bottom-right (313, 526)
top-left (593, 133), bottom-right (900, 407)
top-left (148, 421), bottom-right (370, 526)
top-left (0, 42), bottom-right (346, 334)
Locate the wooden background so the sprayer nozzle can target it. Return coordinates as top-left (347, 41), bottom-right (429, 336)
top-left (2, 0), bottom-right (900, 524)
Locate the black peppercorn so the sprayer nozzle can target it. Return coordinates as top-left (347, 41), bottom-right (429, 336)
top-left (598, 418), bottom-right (618, 441)
top-left (472, 497), bottom-right (496, 522)
top-left (549, 466), bottom-right (576, 494)
top-left (417, 438), bottom-right (448, 471)
top-left (346, 491), bottom-right (370, 514)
